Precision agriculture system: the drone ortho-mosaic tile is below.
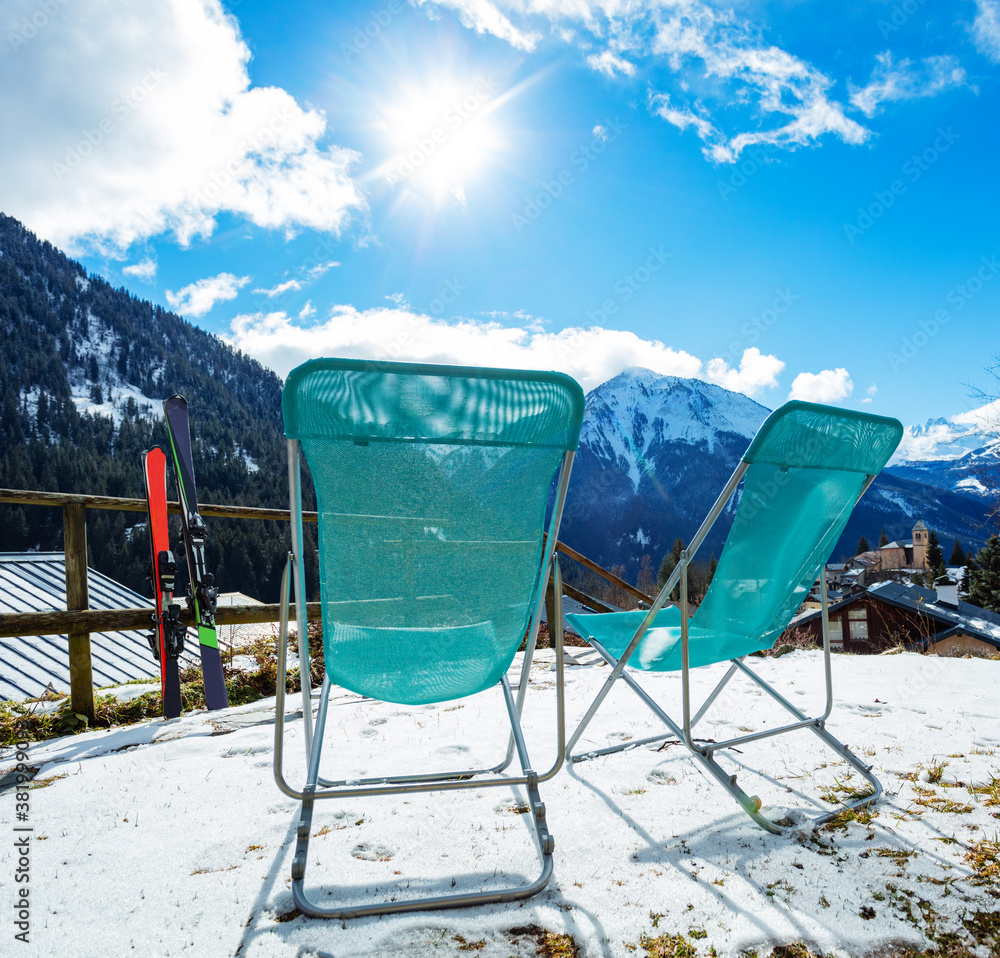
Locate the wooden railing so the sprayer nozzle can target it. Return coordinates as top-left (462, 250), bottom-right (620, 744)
top-left (0, 488), bottom-right (652, 720)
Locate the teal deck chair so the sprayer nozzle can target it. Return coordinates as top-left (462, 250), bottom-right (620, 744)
top-left (272, 358), bottom-right (584, 918)
top-left (565, 401), bottom-right (902, 833)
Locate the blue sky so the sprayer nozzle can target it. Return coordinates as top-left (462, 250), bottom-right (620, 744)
top-left (3, 0), bottom-right (999, 454)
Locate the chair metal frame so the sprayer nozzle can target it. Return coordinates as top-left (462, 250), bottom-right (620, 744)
top-left (273, 430), bottom-right (576, 918)
top-left (565, 460), bottom-right (884, 834)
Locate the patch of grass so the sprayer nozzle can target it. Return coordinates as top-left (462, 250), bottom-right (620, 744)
top-left (962, 910), bottom-right (1000, 951)
top-left (964, 837), bottom-right (1000, 885)
top-left (507, 926), bottom-right (579, 958)
top-left (452, 935), bottom-right (486, 951)
top-left (764, 879), bottom-right (796, 901)
top-left (970, 771), bottom-right (1000, 807)
top-left (818, 802), bottom-right (877, 832)
top-left (0, 630), bottom-right (327, 747)
top-left (639, 932), bottom-right (700, 958)
top-left (770, 946), bottom-right (821, 958)
top-left (818, 775), bottom-right (877, 805)
top-left (876, 848), bottom-right (918, 867)
top-left (914, 794), bottom-right (975, 814)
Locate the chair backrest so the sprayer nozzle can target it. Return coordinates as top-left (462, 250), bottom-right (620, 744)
top-left (282, 359), bottom-right (585, 705)
top-left (692, 401), bottom-right (902, 652)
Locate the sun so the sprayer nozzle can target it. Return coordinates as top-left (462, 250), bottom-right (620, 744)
top-left (376, 75), bottom-right (505, 204)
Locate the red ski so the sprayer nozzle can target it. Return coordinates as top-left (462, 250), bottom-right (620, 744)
top-left (142, 447), bottom-right (184, 719)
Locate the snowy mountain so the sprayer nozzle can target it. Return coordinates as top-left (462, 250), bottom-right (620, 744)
top-left (885, 407), bottom-right (1000, 500)
top-left (559, 369), bottom-right (993, 580)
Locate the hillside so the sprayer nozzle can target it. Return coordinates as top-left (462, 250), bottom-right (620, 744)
top-left (0, 213), bottom-right (299, 602)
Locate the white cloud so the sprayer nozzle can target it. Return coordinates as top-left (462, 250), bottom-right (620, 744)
top-left (122, 258), bottom-right (157, 282)
top-left (298, 301), bottom-right (316, 320)
top-left (0, 0), bottom-right (364, 253)
top-left (422, 0), bottom-right (871, 163)
top-left (166, 272), bottom-right (250, 317)
top-left (648, 92), bottom-right (717, 142)
top-left (253, 279), bottom-right (302, 298)
top-left (788, 367), bottom-right (854, 403)
top-left (307, 260), bottom-right (340, 279)
top-left (973, 0), bottom-right (1000, 62)
top-left (226, 304), bottom-right (786, 396)
top-left (848, 52), bottom-right (967, 118)
top-left (416, 0), bottom-right (541, 51)
top-left (952, 397), bottom-right (1000, 431)
top-left (587, 51), bottom-right (636, 78)
top-left (702, 348), bottom-right (785, 396)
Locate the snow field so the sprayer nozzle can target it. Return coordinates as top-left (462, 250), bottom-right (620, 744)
top-left (3, 650), bottom-right (999, 958)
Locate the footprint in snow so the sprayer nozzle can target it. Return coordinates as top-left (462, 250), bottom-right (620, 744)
top-left (352, 842), bottom-right (394, 862)
top-left (647, 768), bottom-right (678, 785)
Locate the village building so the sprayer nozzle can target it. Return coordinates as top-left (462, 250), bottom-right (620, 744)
top-left (793, 579), bottom-right (1000, 657)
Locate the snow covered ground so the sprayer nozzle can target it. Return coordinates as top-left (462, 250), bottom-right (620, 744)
top-left (3, 649), bottom-right (1000, 958)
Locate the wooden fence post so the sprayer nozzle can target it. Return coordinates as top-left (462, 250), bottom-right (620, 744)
top-left (63, 503), bottom-right (94, 722)
top-left (544, 572), bottom-right (556, 649)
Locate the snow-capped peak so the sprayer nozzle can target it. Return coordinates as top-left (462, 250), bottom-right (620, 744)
top-left (580, 367), bottom-right (770, 490)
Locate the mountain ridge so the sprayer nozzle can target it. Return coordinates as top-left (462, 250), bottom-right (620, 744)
top-left (0, 211), bottom-right (993, 596)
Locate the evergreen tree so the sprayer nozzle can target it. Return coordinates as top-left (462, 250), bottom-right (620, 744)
top-left (926, 529), bottom-right (946, 577)
top-left (657, 538), bottom-right (685, 591)
top-left (856, 535), bottom-right (870, 555)
top-left (707, 553), bottom-right (717, 583)
top-left (879, 528), bottom-right (889, 547)
top-left (949, 539), bottom-right (967, 567)
top-left (968, 536), bottom-right (1000, 613)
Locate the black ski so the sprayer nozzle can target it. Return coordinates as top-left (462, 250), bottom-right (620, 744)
top-left (141, 447), bottom-right (184, 719)
top-left (163, 395), bottom-right (229, 711)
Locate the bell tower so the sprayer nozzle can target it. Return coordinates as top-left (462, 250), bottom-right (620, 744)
top-left (912, 519), bottom-right (928, 570)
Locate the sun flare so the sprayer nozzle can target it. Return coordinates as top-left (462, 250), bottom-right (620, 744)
top-left (377, 75), bottom-right (503, 203)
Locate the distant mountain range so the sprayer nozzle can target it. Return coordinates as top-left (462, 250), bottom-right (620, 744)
top-left (0, 212), bottom-right (995, 599)
top-left (557, 368), bottom-right (995, 580)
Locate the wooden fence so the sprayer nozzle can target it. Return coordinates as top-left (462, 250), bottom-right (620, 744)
top-left (0, 488), bottom-right (651, 720)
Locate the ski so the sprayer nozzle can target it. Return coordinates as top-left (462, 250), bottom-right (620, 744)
top-left (141, 447), bottom-right (184, 719)
top-left (163, 395), bottom-right (229, 711)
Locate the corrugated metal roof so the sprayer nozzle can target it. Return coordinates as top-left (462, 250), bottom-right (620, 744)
top-left (0, 553), bottom-right (200, 702)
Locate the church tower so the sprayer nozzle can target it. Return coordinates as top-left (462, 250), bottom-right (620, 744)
top-left (912, 519), bottom-right (928, 570)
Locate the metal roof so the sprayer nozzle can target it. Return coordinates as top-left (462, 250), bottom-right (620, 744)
top-left (795, 579), bottom-right (1000, 648)
top-left (0, 553), bottom-right (199, 702)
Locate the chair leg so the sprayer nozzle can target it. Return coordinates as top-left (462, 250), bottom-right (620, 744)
top-left (568, 644), bottom-right (882, 833)
top-left (289, 674), bottom-right (556, 919)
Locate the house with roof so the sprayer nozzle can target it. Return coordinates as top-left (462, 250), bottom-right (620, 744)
top-left (793, 578), bottom-right (1000, 656)
top-left (0, 553), bottom-right (198, 701)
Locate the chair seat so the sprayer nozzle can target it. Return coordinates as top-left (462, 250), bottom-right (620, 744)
top-left (565, 608), bottom-right (773, 672)
top-left (325, 619), bottom-right (507, 705)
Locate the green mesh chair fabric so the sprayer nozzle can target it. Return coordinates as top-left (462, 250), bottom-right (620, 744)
top-left (566, 401), bottom-right (902, 672)
top-left (283, 359), bottom-right (585, 705)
